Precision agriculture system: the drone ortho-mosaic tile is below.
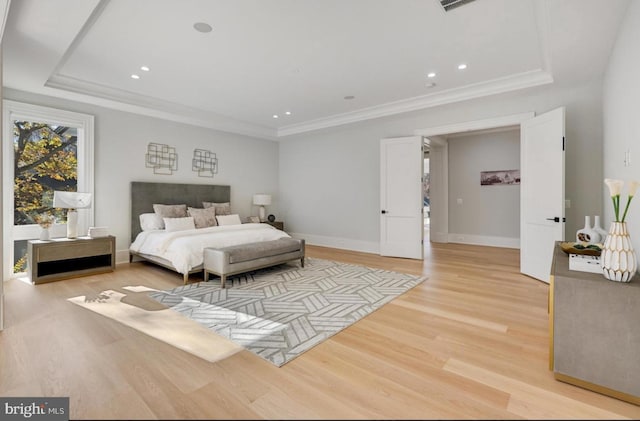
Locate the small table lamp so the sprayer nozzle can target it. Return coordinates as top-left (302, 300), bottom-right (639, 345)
top-left (253, 194), bottom-right (272, 222)
top-left (53, 191), bottom-right (92, 238)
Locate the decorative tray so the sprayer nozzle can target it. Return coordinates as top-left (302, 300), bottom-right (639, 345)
top-left (560, 242), bottom-right (603, 256)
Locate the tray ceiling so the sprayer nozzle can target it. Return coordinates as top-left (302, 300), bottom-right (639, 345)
top-left (2, 0), bottom-right (630, 139)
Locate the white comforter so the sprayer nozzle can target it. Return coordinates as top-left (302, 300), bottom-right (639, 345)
top-left (129, 223), bottom-right (291, 274)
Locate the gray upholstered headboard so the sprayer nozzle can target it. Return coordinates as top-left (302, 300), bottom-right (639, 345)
top-left (130, 181), bottom-right (231, 242)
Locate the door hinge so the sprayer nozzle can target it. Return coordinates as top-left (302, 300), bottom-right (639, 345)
top-left (562, 136), bottom-right (565, 151)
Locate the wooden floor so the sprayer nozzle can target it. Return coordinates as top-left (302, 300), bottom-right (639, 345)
top-left (1, 242), bottom-right (639, 420)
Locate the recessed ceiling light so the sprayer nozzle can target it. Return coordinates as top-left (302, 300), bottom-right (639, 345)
top-left (131, 74), bottom-right (140, 79)
top-left (344, 95), bottom-right (355, 100)
top-left (427, 72), bottom-right (436, 78)
top-left (285, 111), bottom-right (291, 115)
top-left (458, 63), bottom-right (468, 70)
top-left (140, 66), bottom-right (150, 72)
top-left (193, 22), bottom-right (213, 33)
top-left (273, 114), bottom-right (279, 119)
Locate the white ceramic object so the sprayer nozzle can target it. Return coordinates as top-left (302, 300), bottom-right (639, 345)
top-left (39, 228), bottom-right (50, 241)
top-left (600, 221), bottom-right (637, 282)
top-left (577, 215), bottom-right (601, 244)
top-left (592, 215), bottom-right (607, 240)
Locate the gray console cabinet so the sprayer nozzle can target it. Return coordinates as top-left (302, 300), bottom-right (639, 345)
top-left (550, 242), bottom-right (639, 405)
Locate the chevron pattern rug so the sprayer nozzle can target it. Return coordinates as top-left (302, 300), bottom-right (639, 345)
top-left (149, 257), bottom-right (427, 366)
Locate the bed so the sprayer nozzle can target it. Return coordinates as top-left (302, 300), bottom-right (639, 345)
top-left (129, 181), bottom-right (290, 282)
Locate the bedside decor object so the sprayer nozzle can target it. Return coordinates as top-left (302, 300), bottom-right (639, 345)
top-left (592, 215), bottom-right (607, 240)
top-left (53, 191), bottom-right (92, 239)
top-left (192, 148), bottom-right (218, 177)
top-left (145, 142), bottom-right (177, 175)
top-left (253, 194), bottom-right (271, 222)
top-left (559, 242), bottom-right (602, 256)
top-left (35, 213), bottom-right (54, 240)
top-left (569, 253), bottom-right (602, 274)
top-left (88, 226), bottom-right (109, 238)
top-left (576, 216), bottom-right (601, 244)
top-left (600, 179), bottom-right (639, 282)
top-left (267, 214), bottom-right (276, 223)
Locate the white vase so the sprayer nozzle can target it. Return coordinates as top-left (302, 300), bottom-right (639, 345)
top-left (600, 221), bottom-right (637, 282)
top-left (592, 215), bottom-right (607, 241)
top-left (39, 227), bottom-right (50, 241)
top-left (576, 215), bottom-right (601, 244)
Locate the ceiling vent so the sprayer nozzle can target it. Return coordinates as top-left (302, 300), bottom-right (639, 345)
top-left (439, 0), bottom-right (477, 12)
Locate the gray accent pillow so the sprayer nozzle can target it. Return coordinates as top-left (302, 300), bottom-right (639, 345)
top-left (153, 203), bottom-right (188, 218)
top-left (187, 206), bottom-right (217, 228)
top-left (202, 201), bottom-right (231, 215)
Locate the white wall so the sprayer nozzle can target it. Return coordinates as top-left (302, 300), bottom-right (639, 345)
top-left (279, 80), bottom-right (604, 253)
top-left (3, 88), bottom-right (279, 263)
top-left (603, 0), bottom-right (640, 251)
top-left (448, 129), bottom-right (520, 247)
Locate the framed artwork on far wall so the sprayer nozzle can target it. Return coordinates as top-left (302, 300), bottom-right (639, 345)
top-left (480, 169), bottom-right (520, 186)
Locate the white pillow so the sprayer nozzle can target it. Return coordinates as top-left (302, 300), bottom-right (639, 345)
top-left (140, 213), bottom-right (164, 231)
top-left (163, 216), bottom-right (196, 232)
top-left (216, 214), bottom-right (242, 226)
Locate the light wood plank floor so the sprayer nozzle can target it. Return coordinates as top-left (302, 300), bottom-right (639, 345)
top-left (1, 243), bottom-right (639, 420)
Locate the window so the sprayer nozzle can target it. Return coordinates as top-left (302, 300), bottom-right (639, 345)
top-left (2, 101), bottom-right (94, 280)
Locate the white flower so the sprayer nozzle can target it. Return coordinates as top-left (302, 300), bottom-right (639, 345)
top-left (628, 180), bottom-right (640, 197)
top-left (609, 179), bottom-right (640, 223)
top-left (605, 178), bottom-right (624, 197)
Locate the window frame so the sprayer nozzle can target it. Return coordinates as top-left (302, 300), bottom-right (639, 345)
top-left (2, 100), bottom-right (94, 280)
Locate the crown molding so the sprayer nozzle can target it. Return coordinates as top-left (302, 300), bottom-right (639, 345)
top-left (42, 0), bottom-right (276, 141)
top-left (45, 73), bottom-right (277, 140)
top-left (36, 0), bottom-right (555, 141)
top-left (277, 69), bottom-right (553, 137)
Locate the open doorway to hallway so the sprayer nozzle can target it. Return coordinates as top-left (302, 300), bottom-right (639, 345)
top-left (423, 151), bottom-right (430, 244)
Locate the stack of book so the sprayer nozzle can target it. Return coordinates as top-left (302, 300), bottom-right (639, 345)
top-left (88, 226), bottom-right (109, 238)
top-left (569, 253), bottom-right (602, 274)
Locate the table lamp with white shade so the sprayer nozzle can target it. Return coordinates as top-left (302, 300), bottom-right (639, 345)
top-left (53, 191), bottom-right (92, 238)
top-left (253, 194), bottom-right (272, 222)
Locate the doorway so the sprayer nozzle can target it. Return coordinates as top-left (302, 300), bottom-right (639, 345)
top-left (415, 109), bottom-right (566, 283)
top-left (417, 113), bottom-right (534, 248)
top-left (423, 145), bottom-right (430, 243)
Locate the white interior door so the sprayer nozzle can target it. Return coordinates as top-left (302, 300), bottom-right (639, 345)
top-left (380, 136), bottom-right (424, 259)
top-left (520, 107), bottom-right (565, 282)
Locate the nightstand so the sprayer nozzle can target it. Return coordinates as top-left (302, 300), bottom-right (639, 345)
top-left (27, 236), bottom-right (116, 284)
top-left (264, 221), bottom-right (284, 231)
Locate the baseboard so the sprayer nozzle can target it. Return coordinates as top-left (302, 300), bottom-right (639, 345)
top-left (116, 249), bottom-right (132, 265)
top-left (448, 233), bottom-right (520, 249)
top-left (431, 231), bottom-right (449, 243)
top-left (289, 232), bottom-right (380, 254)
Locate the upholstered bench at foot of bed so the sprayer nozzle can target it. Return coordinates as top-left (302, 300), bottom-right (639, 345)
top-left (203, 238), bottom-right (305, 288)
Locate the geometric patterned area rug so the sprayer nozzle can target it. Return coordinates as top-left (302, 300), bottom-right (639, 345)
top-left (149, 257), bottom-right (427, 366)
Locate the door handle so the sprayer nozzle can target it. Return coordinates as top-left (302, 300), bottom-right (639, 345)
top-left (546, 217), bottom-right (566, 223)
top-left (381, 210), bottom-right (387, 214)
